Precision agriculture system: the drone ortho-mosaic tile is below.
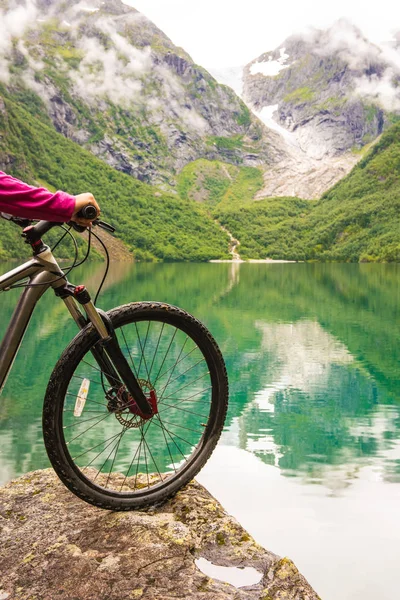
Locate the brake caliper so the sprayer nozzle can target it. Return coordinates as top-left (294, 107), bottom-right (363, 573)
top-left (107, 381), bottom-right (158, 421)
top-left (127, 388), bottom-right (158, 420)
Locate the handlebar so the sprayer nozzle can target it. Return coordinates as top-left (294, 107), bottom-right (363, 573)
top-left (0, 211), bottom-right (115, 237)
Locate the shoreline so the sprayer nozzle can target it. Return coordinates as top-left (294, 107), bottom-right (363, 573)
top-left (209, 258), bottom-right (298, 263)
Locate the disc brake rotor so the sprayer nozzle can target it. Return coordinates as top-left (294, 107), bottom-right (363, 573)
top-left (114, 379), bottom-right (156, 429)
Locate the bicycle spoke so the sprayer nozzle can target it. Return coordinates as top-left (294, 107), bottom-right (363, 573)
top-left (157, 336), bottom-right (188, 402)
top-left (72, 374), bottom-right (104, 387)
top-left (105, 428), bottom-right (128, 487)
top-left (157, 357), bottom-right (206, 400)
top-left (94, 430), bottom-right (125, 480)
top-left (157, 402), bottom-right (209, 419)
top-left (66, 412), bottom-right (113, 445)
top-left (157, 413), bottom-right (177, 473)
top-left (63, 409), bottom-right (105, 413)
top-left (161, 371), bottom-right (210, 399)
top-left (156, 418), bottom-right (204, 435)
top-left (63, 413), bottom-right (111, 429)
top-left (133, 431), bottom-right (144, 490)
top-left (155, 344), bottom-right (198, 382)
top-left (148, 322), bottom-right (165, 378)
top-left (151, 415), bottom-right (202, 447)
top-left (81, 359), bottom-right (122, 387)
top-left (120, 327), bottom-right (139, 379)
top-left (161, 386), bottom-right (213, 403)
top-left (135, 321), bottom-right (151, 380)
top-left (119, 421), bottom-right (151, 491)
top-left (72, 430), bottom-right (125, 462)
top-left (153, 328), bottom-right (178, 385)
top-left (142, 423), bottom-right (150, 488)
top-left (153, 414), bottom-right (188, 461)
top-left (65, 392), bottom-right (107, 408)
top-left (141, 432), bottom-right (163, 484)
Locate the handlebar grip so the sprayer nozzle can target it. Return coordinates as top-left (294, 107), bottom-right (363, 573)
top-left (77, 204), bottom-right (98, 220)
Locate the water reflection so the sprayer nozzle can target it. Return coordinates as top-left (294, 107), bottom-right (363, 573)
top-left (0, 262), bottom-right (399, 489)
top-left (224, 315), bottom-right (400, 489)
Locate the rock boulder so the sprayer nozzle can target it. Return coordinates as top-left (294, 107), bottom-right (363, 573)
top-left (0, 470), bottom-right (320, 600)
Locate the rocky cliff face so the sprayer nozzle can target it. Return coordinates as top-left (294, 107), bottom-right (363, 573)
top-left (0, 0), bottom-right (276, 188)
top-left (243, 20), bottom-right (400, 160)
top-left (238, 20), bottom-right (400, 198)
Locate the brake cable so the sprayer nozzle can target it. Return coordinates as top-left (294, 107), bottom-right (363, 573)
top-left (90, 228), bottom-right (110, 306)
top-left (3, 215), bottom-right (114, 303)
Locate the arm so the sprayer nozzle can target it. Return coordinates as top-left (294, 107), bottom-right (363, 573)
top-left (0, 171), bottom-right (75, 222)
top-left (0, 171), bottom-right (100, 224)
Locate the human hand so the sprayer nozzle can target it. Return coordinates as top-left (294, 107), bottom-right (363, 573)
top-left (72, 193), bottom-right (100, 226)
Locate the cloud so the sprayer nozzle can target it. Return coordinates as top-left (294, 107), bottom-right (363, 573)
top-left (354, 69), bottom-right (400, 112)
top-left (0, 0), bottom-right (38, 83)
top-left (16, 39), bottom-right (45, 72)
top-left (0, 0), bottom-right (37, 45)
top-left (179, 105), bottom-right (208, 133)
top-left (0, 0), bottom-right (153, 106)
top-left (293, 20), bottom-right (400, 112)
top-left (69, 35), bottom-right (148, 106)
top-left (310, 20), bottom-right (383, 71)
top-left (64, 12), bottom-right (161, 106)
top-left (153, 64), bottom-right (183, 97)
top-left (71, 1), bottom-right (100, 15)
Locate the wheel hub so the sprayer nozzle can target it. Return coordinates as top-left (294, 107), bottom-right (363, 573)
top-left (107, 379), bottom-right (158, 428)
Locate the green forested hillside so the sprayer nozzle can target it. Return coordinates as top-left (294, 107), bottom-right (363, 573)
top-left (177, 159), bottom-right (264, 209)
top-left (2, 92), bottom-right (400, 263)
top-left (214, 197), bottom-right (314, 260)
top-left (0, 96), bottom-right (230, 261)
top-left (215, 124), bottom-right (400, 262)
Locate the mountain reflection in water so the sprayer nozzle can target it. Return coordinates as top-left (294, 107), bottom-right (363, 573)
top-left (0, 262), bottom-right (399, 600)
top-left (0, 262), bottom-right (399, 485)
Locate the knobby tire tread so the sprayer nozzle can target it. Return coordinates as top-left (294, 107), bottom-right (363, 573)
top-left (42, 302), bottom-right (228, 510)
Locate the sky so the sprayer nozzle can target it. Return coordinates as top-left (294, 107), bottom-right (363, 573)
top-left (127, 0), bottom-right (399, 68)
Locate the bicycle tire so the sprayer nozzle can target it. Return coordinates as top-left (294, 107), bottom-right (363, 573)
top-left (43, 302), bottom-right (228, 510)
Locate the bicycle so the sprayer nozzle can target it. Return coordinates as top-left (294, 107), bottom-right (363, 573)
top-left (0, 208), bottom-right (228, 510)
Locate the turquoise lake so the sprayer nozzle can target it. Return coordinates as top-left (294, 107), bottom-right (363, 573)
top-left (1, 262), bottom-right (399, 599)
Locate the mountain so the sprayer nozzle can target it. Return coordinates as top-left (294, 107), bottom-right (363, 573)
top-left (0, 93), bottom-right (230, 261)
top-left (239, 20), bottom-right (400, 199)
top-left (243, 20), bottom-right (400, 159)
top-left (0, 0), bottom-right (278, 189)
top-left (1, 4), bottom-right (399, 264)
top-left (215, 121), bottom-right (400, 262)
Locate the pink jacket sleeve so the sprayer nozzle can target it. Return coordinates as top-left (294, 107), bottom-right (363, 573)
top-left (0, 171), bottom-right (76, 222)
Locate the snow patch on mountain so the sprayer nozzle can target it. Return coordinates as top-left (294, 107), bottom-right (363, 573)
top-left (257, 105), bottom-right (299, 147)
top-left (250, 48), bottom-right (289, 77)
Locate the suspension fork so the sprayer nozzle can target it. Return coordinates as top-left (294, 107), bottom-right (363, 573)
top-left (61, 287), bottom-right (153, 417)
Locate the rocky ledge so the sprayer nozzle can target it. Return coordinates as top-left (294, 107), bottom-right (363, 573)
top-left (0, 470), bottom-right (320, 600)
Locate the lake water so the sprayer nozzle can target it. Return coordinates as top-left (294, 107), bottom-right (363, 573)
top-left (1, 262), bottom-right (399, 599)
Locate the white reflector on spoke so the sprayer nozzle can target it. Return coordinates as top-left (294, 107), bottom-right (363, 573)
top-left (74, 378), bottom-right (90, 417)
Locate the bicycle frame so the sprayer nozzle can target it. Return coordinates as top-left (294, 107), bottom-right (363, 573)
top-left (0, 248), bottom-right (80, 395)
top-left (0, 243), bottom-right (153, 415)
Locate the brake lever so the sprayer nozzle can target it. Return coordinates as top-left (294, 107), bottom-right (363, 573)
top-left (94, 219), bottom-right (115, 233)
top-left (68, 219), bottom-right (116, 234)
top-left (1, 212), bottom-right (32, 228)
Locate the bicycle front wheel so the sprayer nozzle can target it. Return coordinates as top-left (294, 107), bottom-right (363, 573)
top-left (43, 302), bottom-right (228, 510)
